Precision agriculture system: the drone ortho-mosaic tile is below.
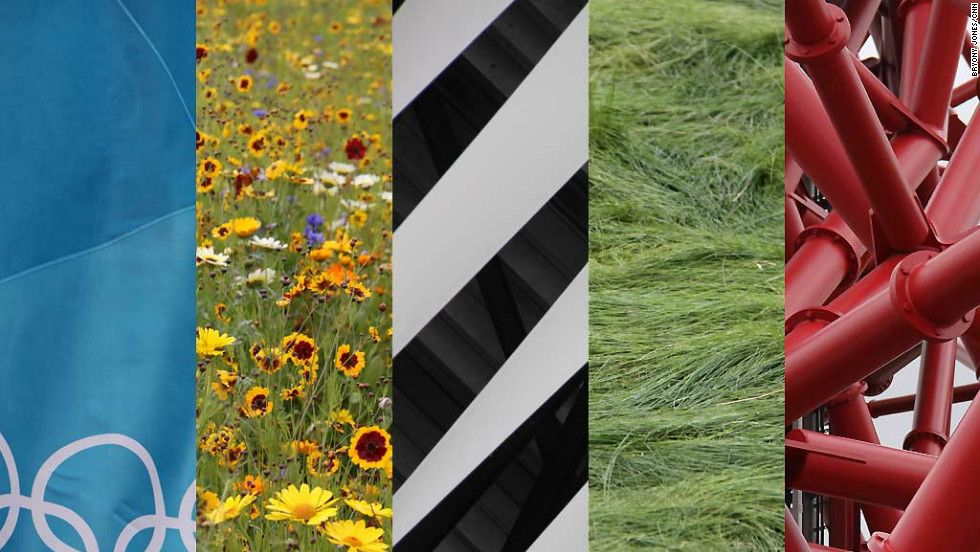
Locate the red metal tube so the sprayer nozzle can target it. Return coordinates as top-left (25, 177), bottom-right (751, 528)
top-left (787, 429), bottom-right (935, 510)
top-left (785, 61), bottom-right (873, 248)
top-left (850, 52), bottom-right (910, 132)
top-left (962, 315), bottom-right (980, 377)
top-left (785, 225), bottom-right (856, 318)
top-left (867, 382), bottom-right (980, 417)
top-left (810, 545), bottom-right (851, 552)
top-left (868, 398), bottom-right (980, 552)
top-left (785, 0), bottom-right (837, 44)
top-left (925, 117), bottom-right (980, 241)
top-left (827, 255), bottom-right (905, 313)
top-left (786, 197), bottom-right (805, 261)
top-left (898, 0), bottom-right (933, 103)
top-left (786, 236), bottom-right (980, 423)
top-left (786, 507), bottom-right (814, 552)
top-left (951, 77), bottom-right (978, 107)
top-left (785, 2), bottom-right (930, 251)
top-left (905, 340), bottom-right (957, 455)
top-left (827, 385), bottom-right (904, 533)
top-left (845, 0), bottom-right (884, 52)
top-left (947, 0), bottom-right (978, 13)
top-left (864, 345), bottom-right (922, 396)
top-left (907, 0), bottom-right (969, 130)
top-left (828, 498), bottom-right (861, 551)
top-left (890, 131), bottom-right (946, 195)
top-left (908, 229), bottom-right (980, 326)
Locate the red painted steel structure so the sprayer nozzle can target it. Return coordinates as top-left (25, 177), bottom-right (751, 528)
top-left (785, 0), bottom-right (979, 549)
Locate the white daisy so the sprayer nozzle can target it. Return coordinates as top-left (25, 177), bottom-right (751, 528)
top-left (340, 199), bottom-right (370, 210)
top-left (196, 246), bottom-right (229, 267)
top-left (314, 169), bottom-right (345, 187)
top-left (244, 268), bottom-right (276, 287)
top-left (328, 161), bottom-right (356, 174)
top-left (249, 236), bottom-right (286, 250)
top-left (352, 174), bottom-right (380, 188)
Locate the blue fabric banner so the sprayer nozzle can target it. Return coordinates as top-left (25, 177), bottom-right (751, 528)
top-left (0, 2), bottom-right (195, 551)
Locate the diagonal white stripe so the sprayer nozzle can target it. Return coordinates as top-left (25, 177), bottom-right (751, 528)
top-left (393, 7), bottom-right (588, 354)
top-left (527, 484), bottom-right (589, 552)
top-left (393, 0), bottom-right (514, 115)
top-left (393, 267), bottom-right (588, 543)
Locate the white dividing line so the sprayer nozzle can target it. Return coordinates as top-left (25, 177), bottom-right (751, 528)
top-left (393, 7), bottom-right (588, 354)
top-left (393, 267), bottom-right (588, 542)
top-left (526, 484), bottom-right (589, 552)
top-left (393, 0), bottom-right (514, 115)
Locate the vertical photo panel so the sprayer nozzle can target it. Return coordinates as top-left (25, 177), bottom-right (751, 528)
top-left (194, 1), bottom-right (394, 551)
top-left (785, 0), bottom-right (980, 550)
top-left (589, 0), bottom-right (785, 551)
top-left (392, 1), bottom-right (589, 550)
top-left (0, 1), bottom-right (196, 550)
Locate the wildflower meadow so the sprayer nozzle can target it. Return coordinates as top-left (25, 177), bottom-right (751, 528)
top-left (194, 1), bottom-right (392, 550)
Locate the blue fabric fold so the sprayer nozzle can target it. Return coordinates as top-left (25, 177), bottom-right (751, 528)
top-left (0, 2), bottom-right (195, 551)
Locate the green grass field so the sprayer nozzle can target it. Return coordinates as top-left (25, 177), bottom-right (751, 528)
top-left (588, 1), bottom-right (784, 550)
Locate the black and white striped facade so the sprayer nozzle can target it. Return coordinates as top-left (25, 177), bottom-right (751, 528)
top-left (392, 1), bottom-right (589, 550)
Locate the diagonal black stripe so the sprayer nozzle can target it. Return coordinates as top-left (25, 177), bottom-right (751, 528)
top-left (393, 0), bottom-right (587, 229)
top-left (395, 366), bottom-right (588, 552)
top-left (393, 0), bottom-right (406, 14)
top-left (393, 163), bottom-right (587, 489)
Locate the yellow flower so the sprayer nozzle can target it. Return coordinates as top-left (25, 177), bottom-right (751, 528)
top-left (196, 173), bottom-right (215, 194)
top-left (265, 160), bottom-right (288, 180)
top-left (204, 493), bottom-right (256, 525)
top-left (291, 439), bottom-right (319, 456)
top-left (268, 20), bottom-right (281, 34)
top-left (250, 343), bottom-right (282, 373)
top-left (211, 222), bottom-right (233, 240)
top-left (198, 488), bottom-right (220, 514)
top-left (345, 498), bottom-right (392, 520)
top-left (345, 282), bottom-right (372, 303)
top-left (241, 386), bottom-right (273, 418)
top-left (350, 210), bottom-right (368, 228)
top-left (197, 327), bottom-right (236, 357)
top-left (282, 332), bottom-right (319, 367)
top-left (199, 156), bottom-right (222, 178)
top-left (330, 409), bottom-right (356, 431)
top-left (324, 519), bottom-right (388, 552)
top-left (214, 302), bottom-right (229, 322)
top-left (236, 74), bottom-right (253, 92)
top-left (334, 344), bottom-right (365, 378)
top-left (281, 384), bottom-right (304, 401)
top-left (293, 109), bottom-right (314, 130)
top-left (336, 108), bottom-right (352, 123)
top-left (211, 369), bottom-right (238, 400)
top-left (265, 484), bottom-right (338, 525)
top-left (230, 217), bottom-right (261, 237)
top-left (348, 426), bottom-right (392, 470)
top-left (248, 132), bottom-right (268, 157)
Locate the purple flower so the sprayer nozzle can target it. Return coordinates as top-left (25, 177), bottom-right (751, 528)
top-left (306, 213), bottom-right (324, 228)
top-left (253, 109), bottom-right (269, 118)
top-left (303, 227), bottom-right (325, 246)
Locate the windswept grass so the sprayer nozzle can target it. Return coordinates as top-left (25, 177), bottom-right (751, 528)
top-left (588, 1), bottom-right (784, 550)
